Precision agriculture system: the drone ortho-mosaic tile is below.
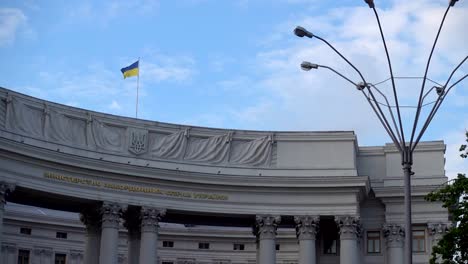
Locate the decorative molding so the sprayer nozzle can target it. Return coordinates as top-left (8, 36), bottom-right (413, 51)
top-left (1, 243), bottom-right (16, 253)
top-left (101, 202), bottom-right (122, 229)
top-left (428, 223), bottom-right (450, 242)
top-left (128, 128), bottom-right (148, 155)
top-left (70, 250), bottom-right (84, 259)
top-left (34, 247), bottom-right (53, 256)
top-left (294, 215), bottom-right (319, 240)
top-left (254, 215), bottom-right (281, 240)
top-left (383, 223), bottom-right (405, 248)
top-left (335, 215), bottom-right (361, 240)
top-left (140, 207), bottom-right (166, 233)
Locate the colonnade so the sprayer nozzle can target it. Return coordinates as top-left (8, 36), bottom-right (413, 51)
top-left (0, 183), bottom-right (449, 264)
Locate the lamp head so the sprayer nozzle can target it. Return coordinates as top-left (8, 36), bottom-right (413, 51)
top-left (300, 61), bottom-right (319, 71)
top-left (294, 26), bottom-right (314, 38)
top-left (435, 86), bottom-right (445, 96)
top-left (364, 0), bottom-right (375, 8)
top-left (356, 82), bottom-right (368, 90)
top-left (449, 0), bottom-right (459, 6)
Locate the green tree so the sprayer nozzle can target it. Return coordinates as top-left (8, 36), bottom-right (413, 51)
top-left (426, 131), bottom-right (468, 264)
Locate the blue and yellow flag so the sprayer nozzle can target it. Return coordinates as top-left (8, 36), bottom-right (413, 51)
top-left (121, 61), bottom-right (139, 79)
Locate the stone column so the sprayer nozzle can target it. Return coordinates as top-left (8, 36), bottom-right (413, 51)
top-left (335, 216), bottom-right (361, 264)
top-left (1, 243), bottom-right (16, 264)
top-left (428, 223), bottom-right (449, 262)
top-left (99, 202), bottom-right (122, 264)
top-left (33, 247), bottom-right (53, 264)
top-left (80, 206), bottom-right (102, 264)
top-left (255, 215), bottom-right (281, 264)
top-left (0, 182), bottom-right (15, 244)
top-left (295, 216), bottom-right (319, 264)
top-left (70, 250), bottom-right (84, 264)
top-left (383, 224), bottom-right (405, 264)
top-left (123, 207), bottom-right (141, 264)
top-left (139, 207), bottom-right (166, 264)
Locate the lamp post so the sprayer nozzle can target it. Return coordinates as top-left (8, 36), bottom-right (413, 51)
top-left (294, 1), bottom-right (467, 264)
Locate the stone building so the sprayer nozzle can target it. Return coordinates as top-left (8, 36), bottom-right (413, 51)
top-left (0, 87), bottom-right (450, 264)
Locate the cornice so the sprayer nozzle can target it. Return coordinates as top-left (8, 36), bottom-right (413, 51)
top-left (0, 138), bottom-right (369, 190)
top-left (359, 141), bottom-right (446, 156)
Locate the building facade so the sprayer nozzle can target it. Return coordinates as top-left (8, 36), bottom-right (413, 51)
top-left (0, 87), bottom-right (450, 264)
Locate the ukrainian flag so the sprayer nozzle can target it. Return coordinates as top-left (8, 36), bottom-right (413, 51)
top-left (121, 60), bottom-right (139, 79)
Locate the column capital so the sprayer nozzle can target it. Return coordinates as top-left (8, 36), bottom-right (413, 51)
top-left (255, 215), bottom-right (281, 240)
top-left (140, 207), bottom-right (166, 233)
top-left (294, 215), bottom-right (319, 240)
top-left (101, 202), bottom-right (123, 229)
top-left (1, 243), bottom-right (17, 253)
top-left (383, 223), bottom-right (405, 248)
top-left (428, 223), bottom-right (450, 242)
top-left (335, 215), bottom-right (361, 240)
top-left (34, 247), bottom-right (53, 256)
top-left (70, 250), bottom-right (84, 260)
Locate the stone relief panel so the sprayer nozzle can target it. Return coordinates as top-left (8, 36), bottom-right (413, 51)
top-left (148, 130), bottom-right (187, 159)
top-left (46, 110), bottom-right (87, 147)
top-left (230, 135), bottom-right (273, 166)
top-left (91, 118), bottom-right (126, 152)
top-left (127, 128), bottom-right (148, 155)
top-left (7, 97), bottom-right (43, 138)
top-left (1, 94), bottom-right (277, 168)
top-left (184, 133), bottom-right (231, 164)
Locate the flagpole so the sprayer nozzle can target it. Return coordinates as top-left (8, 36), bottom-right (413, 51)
top-left (136, 58), bottom-right (140, 118)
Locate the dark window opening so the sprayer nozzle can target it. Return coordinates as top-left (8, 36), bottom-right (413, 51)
top-left (56, 232), bottom-right (67, 239)
top-left (17, 249), bottom-right (30, 264)
top-left (198, 242), bottom-right (210, 249)
top-left (20, 227), bottom-right (31, 235)
top-left (163, 241), bottom-right (174, 248)
top-left (54, 253), bottom-right (66, 264)
top-left (233, 243), bottom-right (245, 250)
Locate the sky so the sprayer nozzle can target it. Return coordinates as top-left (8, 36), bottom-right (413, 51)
top-left (0, 0), bottom-right (467, 178)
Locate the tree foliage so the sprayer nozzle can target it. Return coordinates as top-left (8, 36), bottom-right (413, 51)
top-left (425, 131), bottom-right (468, 264)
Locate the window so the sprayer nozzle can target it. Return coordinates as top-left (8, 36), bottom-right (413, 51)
top-left (198, 242), bottom-right (210, 249)
top-left (163, 241), bottom-right (174, 248)
top-left (233, 243), bottom-right (245, 250)
top-left (20, 227), bottom-right (31, 235)
top-left (367, 231), bottom-right (381, 254)
top-left (412, 230), bottom-right (426, 252)
top-left (56, 232), bottom-right (67, 239)
top-left (54, 253), bottom-right (66, 264)
top-left (275, 244), bottom-right (280, 251)
top-left (17, 249), bottom-right (30, 264)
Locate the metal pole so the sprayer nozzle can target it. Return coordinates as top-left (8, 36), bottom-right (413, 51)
top-left (136, 58), bottom-right (140, 118)
top-left (403, 146), bottom-right (413, 264)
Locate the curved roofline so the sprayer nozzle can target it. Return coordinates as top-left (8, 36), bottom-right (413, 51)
top-left (0, 86), bottom-right (355, 135)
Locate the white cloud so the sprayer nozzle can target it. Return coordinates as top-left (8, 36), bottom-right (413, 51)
top-left (0, 8), bottom-right (27, 46)
top-left (138, 54), bottom-right (196, 84)
top-left (68, 0), bottom-right (159, 26)
top-left (109, 100), bottom-right (122, 110)
top-left (222, 0), bottom-right (467, 145)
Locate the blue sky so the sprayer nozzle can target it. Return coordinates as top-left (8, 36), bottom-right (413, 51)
top-left (0, 0), bottom-right (467, 177)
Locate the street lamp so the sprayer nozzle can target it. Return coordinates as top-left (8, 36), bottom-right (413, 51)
top-left (294, 1), bottom-right (467, 264)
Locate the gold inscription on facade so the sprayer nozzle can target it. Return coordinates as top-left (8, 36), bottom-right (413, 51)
top-left (43, 172), bottom-right (228, 201)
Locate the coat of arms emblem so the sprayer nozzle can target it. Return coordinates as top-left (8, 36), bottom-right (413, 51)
top-left (128, 128), bottom-right (148, 155)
